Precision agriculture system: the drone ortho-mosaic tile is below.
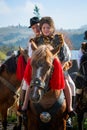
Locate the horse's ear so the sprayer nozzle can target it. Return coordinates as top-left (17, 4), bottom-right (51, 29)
top-left (30, 39), bottom-right (38, 51)
top-left (51, 44), bottom-right (62, 55)
top-left (19, 46), bottom-right (25, 55)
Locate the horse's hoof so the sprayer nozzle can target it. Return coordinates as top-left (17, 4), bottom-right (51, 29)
top-left (66, 118), bottom-right (73, 129)
top-left (13, 124), bottom-right (22, 130)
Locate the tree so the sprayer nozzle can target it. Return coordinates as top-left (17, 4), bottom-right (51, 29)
top-left (0, 51), bottom-right (6, 61)
top-left (33, 5), bottom-right (41, 18)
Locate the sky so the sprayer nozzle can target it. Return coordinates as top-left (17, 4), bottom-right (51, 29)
top-left (0, 0), bottom-right (87, 29)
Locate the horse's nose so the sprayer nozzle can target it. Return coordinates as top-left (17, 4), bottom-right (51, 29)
top-left (31, 94), bottom-right (40, 103)
top-left (30, 87), bottom-right (41, 103)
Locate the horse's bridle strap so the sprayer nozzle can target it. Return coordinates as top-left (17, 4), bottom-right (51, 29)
top-left (34, 90), bottom-right (64, 118)
top-left (0, 76), bottom-right (17, 95)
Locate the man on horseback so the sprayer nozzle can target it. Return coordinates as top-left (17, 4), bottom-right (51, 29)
top-left (17, 16), bottom-right (41, 110)
top-left (15, 17), bottom-right (41, 129)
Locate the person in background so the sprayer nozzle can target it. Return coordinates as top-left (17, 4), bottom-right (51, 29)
top-left (22, 16), bottom-right (76, 117)
top-left (77, 42), bottom-right (87, 68)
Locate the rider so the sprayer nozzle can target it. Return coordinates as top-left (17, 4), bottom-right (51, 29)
top-left (21, 16), bottom-right (76, 117)
top-left (77, 42), bottom-right (87, 68)
top-left (17, 16), bottom-right (41, 111)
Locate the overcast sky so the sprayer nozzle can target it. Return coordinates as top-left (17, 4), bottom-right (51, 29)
top-left (0, 0), bottom-right (87, 29)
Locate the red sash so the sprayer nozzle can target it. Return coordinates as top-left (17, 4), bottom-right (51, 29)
top-left (16, 55), bottom-right (26, 81)
top-left (24, 58), bottom-right (65, 90)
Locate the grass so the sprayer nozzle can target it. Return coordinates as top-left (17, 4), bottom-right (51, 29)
top-left (71, 116), bottom-right (87, 130)
top-left (1, 112), bottom-right (87, 129)
top-left (7, 113), bottom-right (17, 123)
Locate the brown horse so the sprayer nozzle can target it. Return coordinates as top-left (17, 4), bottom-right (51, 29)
top-left (0, 48), bottom-right (28, 130)
top-left (24, 44), bottom-right (68, 130)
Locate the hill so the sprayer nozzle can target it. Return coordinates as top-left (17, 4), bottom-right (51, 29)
top-left (60, 25), bottom-right (87, 49)
top-left (0, 25), bottom-right (33, 49)
top-left (0, 25), bottom-right (87, 50)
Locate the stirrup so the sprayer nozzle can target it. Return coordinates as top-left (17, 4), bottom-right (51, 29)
top-left (21, 110), bottom-right (28, 122)
top-left (68, 110), bottom-right (77, 118)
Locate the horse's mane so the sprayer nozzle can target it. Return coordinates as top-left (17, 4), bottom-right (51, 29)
top-left (31, 44), bottom-right (55, 66)
top-left (0, 55), bottom-right (17, 73)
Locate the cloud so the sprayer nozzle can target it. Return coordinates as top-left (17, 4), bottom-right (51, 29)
top-left (0, 0), bottom-right (44, 27)
top-left (0, 0), bottom-right (11, 14)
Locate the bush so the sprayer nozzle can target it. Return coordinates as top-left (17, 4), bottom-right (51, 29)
top-left (7, 113), bottom-right (17, 123)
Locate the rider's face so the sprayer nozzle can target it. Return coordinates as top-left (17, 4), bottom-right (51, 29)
top-left (31, 23), bottom-right (40, 36)
top-left (41, 23), bottom-right (52, 36)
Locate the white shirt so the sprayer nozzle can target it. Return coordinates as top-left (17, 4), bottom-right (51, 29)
top-left (77, 48), bottom-right (83, 68)
top-left (63, 42), bottom-right (71, 62)
top-left (28, 42), bottom-right (33, 57)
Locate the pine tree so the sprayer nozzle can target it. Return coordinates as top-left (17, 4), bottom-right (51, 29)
top-left (33, 5), bottom-right (41, 18)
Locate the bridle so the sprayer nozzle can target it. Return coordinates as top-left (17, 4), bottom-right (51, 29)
top-left (30, 60), bottom-right (54, 94)
top-left (0, 76), bottom-right (19, 96)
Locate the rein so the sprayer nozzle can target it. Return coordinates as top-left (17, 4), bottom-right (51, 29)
top-left (0, 76), bottom-right (19, 96)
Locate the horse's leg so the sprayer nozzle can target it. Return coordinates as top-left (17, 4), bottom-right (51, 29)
top-left (13, 112), bottom-right (22, 130)
top-left (77, 111), bottom-right (84, 130)
top-left (1, 109), bottom-right (7, 130)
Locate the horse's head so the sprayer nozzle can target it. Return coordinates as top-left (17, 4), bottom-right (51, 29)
top-left (0, 53), bottom-right (19, 74)
top-left (0, 47), bottom-right (28, 74)
top-left (29, 44), bottom-right (60, 103)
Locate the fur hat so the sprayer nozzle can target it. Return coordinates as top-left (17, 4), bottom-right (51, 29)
top-left (40, 16), bottom-right (55, 33)
top-left (28, 17), bottom-right (40, 28)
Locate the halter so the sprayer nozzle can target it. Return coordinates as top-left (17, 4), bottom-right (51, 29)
top-left (30, 60), bottom-right (54, 93)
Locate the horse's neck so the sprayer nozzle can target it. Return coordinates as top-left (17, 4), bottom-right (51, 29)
top-left (0, 70), bottom-right (21, 91)
top-left (39, 90), bottom-right (61, 109)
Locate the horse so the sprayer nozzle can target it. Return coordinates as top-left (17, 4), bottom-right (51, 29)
top-left (23, 44), bottom-right (68, 130)
top-left (75, 53), bottom-right (87, 130)
top-left (0, 48), bottom-right (28, 130)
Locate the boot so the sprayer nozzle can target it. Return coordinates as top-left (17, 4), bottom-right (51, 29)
top-left (18, 89), bottom-right (26, 112)
top-left (74, 94), bottom-right (81, 112)
top-left (72, 96), bottom-right (76, 109)
top-left (68, 96), bottom-right (77, 118)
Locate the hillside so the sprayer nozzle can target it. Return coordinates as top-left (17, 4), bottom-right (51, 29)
top-left (0, 25), bottom-right (87, 50)
top-left (0, 25), bottom-right (33, 49)
top-left (60, 25), bottom-right (87, 49)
